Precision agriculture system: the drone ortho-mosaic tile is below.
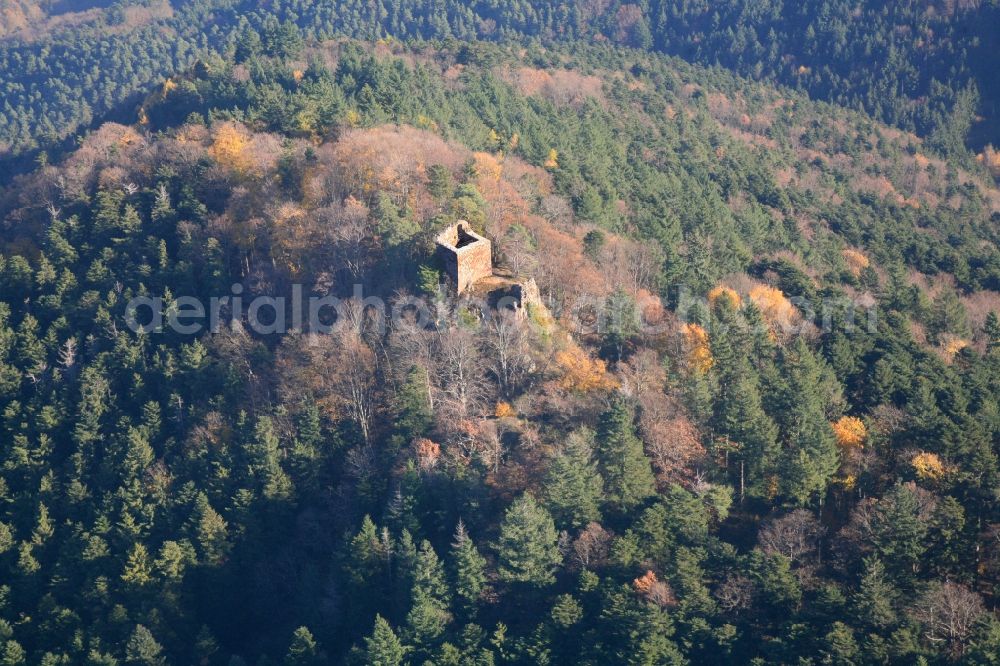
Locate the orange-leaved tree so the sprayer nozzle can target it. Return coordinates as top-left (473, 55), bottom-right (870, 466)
top-left (832, 416), bottom-right (867, 449)
top-left (554, 344), bottom-right (617, 393)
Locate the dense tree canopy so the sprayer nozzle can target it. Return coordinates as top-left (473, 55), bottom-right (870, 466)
top-left (0, 32), bottom-right (997, 666)
top-left (0, 0), bottom-right (998, 176)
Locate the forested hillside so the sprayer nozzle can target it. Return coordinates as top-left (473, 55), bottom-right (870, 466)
top-left (0, 37), bottom-right (999, 663)
top-left (1, 0), bottom-right (998, 172)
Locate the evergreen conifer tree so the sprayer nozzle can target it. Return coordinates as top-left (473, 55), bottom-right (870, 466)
top-left (365, 615), bottom-right (407, 666)
top-left (496, 494), bottom-right (561, 587)
top-left (405, 540), bottom-right (451, 646)
top-left (596, 398), bottom-right (656, 511)
top-left (543, 428), bottom-right (604, 529)
top-left (450, 520), bottom-right (487, 613)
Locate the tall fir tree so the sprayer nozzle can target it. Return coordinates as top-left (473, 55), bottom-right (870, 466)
top-left (871, 483), bottom-right (928, 586)
top-left (852, 557), bottom-right (897, 629)
top-left (450, 520), bottom-right (487, 614)
top-left (405, 540), bottom-right (451, 647)
top-left (394, 365), bottom-right (433, 444)
top-left (496, 494), bottom-right (562, 587)
top-left (596, 398), bottom-right (656, 512)
top-left (364, 615), bottom-right (407, 666)
top-left (771, 339), bottom-right (839, 506)
top-left (284, 627), bottom-right (319, 666)
top-left (543, 428), bottom-right (604, 529)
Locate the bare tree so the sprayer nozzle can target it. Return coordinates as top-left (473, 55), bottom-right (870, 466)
top-left (345, 442), bottom-right (379, 486)
top-left (911, 582), bottom-right (986, 657)
top-left (58, 337), bottom-right (78, 369)
top-left (388, 316), bottom-right (438, 411)
top-left (624, 241), bottom-right (664, 296)
top-left (475, 418), bottom-right (505, 476)
top-left (317, 197), bottom-right (372, 282)
top-left (482, 312), bottom-right (536, 399)
top-left (758, 509), bottom-right (825, 566)
top-left (642, 411), bottom-right (705, 486)
top-left (539, 194), bottom-right (573, 226)
top-left (617, 348), bottom-right (665, 401)
top-left (209, 321), bottom-right (266, 410)
top-left (435, 327), bottom-right (489, 421)
top-left (324, 332), bottom-right (378, 444)
top-left (276, 331), bottom-right (379, 444)
top-left (571, 522), bottom-right (612, 570)
top-left (715, 574), bottom-right (754, 614)
top-left (498, 225), bottom-right (538, 278)
top-left (599, 238), bottom-right (664, 297)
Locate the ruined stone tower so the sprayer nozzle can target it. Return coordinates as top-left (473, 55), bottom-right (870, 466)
top-left (435, 222), bottom-right (493, 295)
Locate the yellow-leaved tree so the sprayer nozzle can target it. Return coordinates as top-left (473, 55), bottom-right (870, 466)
top-left (749, 285), bottom-right (797, 332)
top-left (682, 322), bottom-right (713, 373)
top-left (544, 149), bottom-right (559, 169)
top-left (554, 345), bottom-right (617, 393)
top-left (209, 122), bottom-right (253, 174)
top-left (842, 248), bottom-right (870, 277)
top-left (494, 401), bottom-right (517, 418)
top-left (912, 452), bottom-right (946, 480)
top-left (708, 285), bottom-right (740, 309)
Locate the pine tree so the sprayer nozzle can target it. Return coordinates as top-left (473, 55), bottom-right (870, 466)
top-left (346, 515), bottom-right (383, 587)
top-left (405, 540), bottom-right (451, 646)
top-left (427, 164), bottom-right (454, 200)
top-left (285, 626), bottom-right (319, 665)
top-left (124, 625), bottom-right (166, 666)
top-left (598, 584), bottom-right (684, 665)
top-left (602, 288), bottom-right (640, 361)
top-left (713, 367), bottom-right (779, 499)
top-left (450, 520), bottom-right (486, 612)
top-left (364, 615), bottom-right (407, 666)
top-left (927, 496), bottom-right (966, 576)
top-left (375, 192), bottom-right (419, 249)
top-left (596, 398), bottom-right (655, 512)
top-left (194, 626), bottom-right (219, 664)
top-left (296, 402), bottom-right (323, 448)
top-left (121, 542), bottom-right (153, 587)
top-left (118, 204), bottom-right (142, 237)
top-left (984, 311), bottom-right (1000, 354)
top-left (290, 402), bottom-right (324, 493)
top-left (543, 428), bottom-right (603, 529)
top-left (551, 594), bottom-right (583, 628)
top-left (821, 622), bottom-right (860, 666)
top-left (871, 484), bottom-right (927, 585)
top-left (395, 366), bottom-right (433, 443)
top-left (927, 288), bottom-right (970, 343)
top-left (191, 494), bottom-right (229, 566)
top-left (249, 415), bottom-right (292, 500)
top-left (417, 265), bottom-right (441, 297)
top-left (629, 602), bottom-right (685, 666)
top-left (0, 639), bottom-right (25, 666)
top-left (772, 340), bottom-right (839, 506)
top-left (496, 494), bottom-right (562, 587)
top-left (853, 557), bottom-right (897, 629)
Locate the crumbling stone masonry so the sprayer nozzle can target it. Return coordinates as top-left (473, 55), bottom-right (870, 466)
top-left (434, 221), bottom-right (544, 319)
top-left (435, 222), bottom-right (493, 295)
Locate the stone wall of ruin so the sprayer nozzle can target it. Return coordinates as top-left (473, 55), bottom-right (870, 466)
top-left (436, 223), bottom-right (493, 294)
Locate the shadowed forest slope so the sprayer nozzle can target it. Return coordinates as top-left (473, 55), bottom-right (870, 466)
top-left (1, 0), bottom-right (998, 169)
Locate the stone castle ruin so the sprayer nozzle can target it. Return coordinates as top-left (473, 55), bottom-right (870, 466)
top-left (435, 222), bottom-right (541, 316)
top-left (435, 222), bottom-right (493, 294)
